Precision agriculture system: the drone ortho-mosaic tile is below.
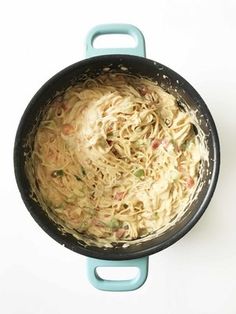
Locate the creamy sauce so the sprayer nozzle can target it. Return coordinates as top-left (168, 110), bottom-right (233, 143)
top-left (25, 73), bottom-right (209, 248)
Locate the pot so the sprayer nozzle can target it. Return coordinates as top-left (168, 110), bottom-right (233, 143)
top-left (14, 24), bottom-right (220, 291)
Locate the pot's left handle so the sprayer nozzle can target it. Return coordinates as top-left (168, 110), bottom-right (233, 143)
top-left (87, 257), bottom-right (148, 291)
top-left (86, 24), bottom-right (146, 58)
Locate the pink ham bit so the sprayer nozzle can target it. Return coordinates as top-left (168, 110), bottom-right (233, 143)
top-left (115, 228), bottom-right (126, 238)
top-left (151, 138), bottom-right (160, 150)
top-left (62, 124), bottom-right (75, 135)
top-left (114, 192), bottom-right (125, 201)
top-left (186, 176), bottom-right (195, 188)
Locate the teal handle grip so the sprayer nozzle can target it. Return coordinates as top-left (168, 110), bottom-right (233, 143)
top-left (87, 256), bottom-right (148, 291)
top-left (86, 24), bottom-right (146, 58)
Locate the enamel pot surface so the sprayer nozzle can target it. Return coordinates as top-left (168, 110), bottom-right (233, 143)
top-left (14, 24), bottom-right (220, 291)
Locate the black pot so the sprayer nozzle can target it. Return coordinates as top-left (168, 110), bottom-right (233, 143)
top-left (14, 24), bottom-right (220, 291)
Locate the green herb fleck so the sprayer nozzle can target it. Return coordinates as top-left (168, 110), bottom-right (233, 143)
top-left (153, 212), bottom-right (159, 219)
top-left (75, 175), bottom-right (81, 181)
top-left (107, 132), bottom-right (113, 137)
top-left (134, 169), bottom-right (145, 178)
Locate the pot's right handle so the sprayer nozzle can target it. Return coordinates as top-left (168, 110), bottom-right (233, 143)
top-left (87, 256), bottom-right (149, 291)
top-left (86, 24), bottom-right (146, 58)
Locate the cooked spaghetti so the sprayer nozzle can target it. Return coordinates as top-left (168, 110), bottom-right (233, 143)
top-left (25, 73), bottom-right (206, 247)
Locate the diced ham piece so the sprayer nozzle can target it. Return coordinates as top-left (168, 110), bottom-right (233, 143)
top-left (186, 176), bottom-right (195, 188)
top-left (151, 139), bottom-right (160, 150)
top-left (62, 124), bottom-right (75, 135)
top-left (115, 228), bottom-right (126, 238)
top-left (114, 192), bottom-right (125, 201)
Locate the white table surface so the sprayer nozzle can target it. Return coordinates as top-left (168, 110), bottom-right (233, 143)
top-left (1, 0), bottom-right (236, 313)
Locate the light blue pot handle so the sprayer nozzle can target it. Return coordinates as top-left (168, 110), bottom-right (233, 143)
top-left (87, 256), bottom-right (148, 291)
top-left (86, 24), bottom-right (146, 58)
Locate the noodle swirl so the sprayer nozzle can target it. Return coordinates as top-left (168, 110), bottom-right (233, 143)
top-left (25, 73), bottom-right (206, 247)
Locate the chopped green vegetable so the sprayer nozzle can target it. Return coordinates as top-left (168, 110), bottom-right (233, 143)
top-left (107, 218), bottom-right (120, 229)
top-left (134, 169), bottom-right (145, 178)
top-left (181, 141), bottom-right (190, 151)
top-left (51, 169), bottom-right (64, 177)
top-left (81, 167), bottom-right (86, 176)
top-left (153, 212), bottom-right (159, 219)
top-left (107, 132), bottom-right (113, 137)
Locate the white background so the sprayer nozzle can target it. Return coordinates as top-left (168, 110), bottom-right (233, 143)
top-left (1, 0), bottom-right (236, 313)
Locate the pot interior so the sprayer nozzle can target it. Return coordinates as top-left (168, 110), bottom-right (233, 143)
top-left (14, 55), bottom-right (220, 260)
